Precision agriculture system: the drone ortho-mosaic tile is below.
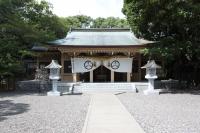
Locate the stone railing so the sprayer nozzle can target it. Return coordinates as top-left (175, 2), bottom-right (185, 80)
top-left (16, 68), bottom-right (51, 92)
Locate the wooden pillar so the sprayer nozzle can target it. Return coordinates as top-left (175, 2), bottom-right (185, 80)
top-left (127, 52), bottom-right (131, 82)
top-left (127, 72), bottom-right (131, 82)
top-left (90, 70), bottom-right (93, 82)
top-left (73, 73), bottom-right (77, 82)
top-left (138, 53), bottom-right (142, 81)
top-left (61, 52), bottom-right (64, 81)
top-left (111, 71), bottom-right (114, 82)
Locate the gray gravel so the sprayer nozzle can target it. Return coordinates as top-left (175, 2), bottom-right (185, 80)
top-left (0, 91), bottom-right (91, 133)
top-left (117, 92), bottom-right (200, 133)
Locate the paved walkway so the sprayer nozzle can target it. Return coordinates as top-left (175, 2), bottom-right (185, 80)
top-left (82, 93), bottom-right (145, 133)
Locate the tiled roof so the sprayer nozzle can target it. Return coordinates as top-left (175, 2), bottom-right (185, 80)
top-left (47, 28), bottom-right (154, 46)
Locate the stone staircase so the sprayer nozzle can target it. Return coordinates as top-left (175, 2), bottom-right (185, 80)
top-left (74, 82), bottom-right (136, 92)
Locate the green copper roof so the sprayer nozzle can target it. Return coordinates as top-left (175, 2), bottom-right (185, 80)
top-left (48, 28), bottom-right (154, 46)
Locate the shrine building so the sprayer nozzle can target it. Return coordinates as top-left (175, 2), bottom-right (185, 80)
top-left (32, 28), bottom-right (159, 82)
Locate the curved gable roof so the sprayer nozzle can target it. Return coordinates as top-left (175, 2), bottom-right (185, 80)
top-left (48, 28), bottom-right (154, 46)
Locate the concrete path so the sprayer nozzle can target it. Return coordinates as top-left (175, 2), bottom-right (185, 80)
top-left (82, 93), bottom-right (145, 133)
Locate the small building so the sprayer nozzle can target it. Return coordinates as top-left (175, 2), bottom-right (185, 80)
top-left (31, 28), bottom-right (159, 82)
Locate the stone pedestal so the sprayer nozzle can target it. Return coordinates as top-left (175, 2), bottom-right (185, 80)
top-left (47, 91), bottom-right (61, 96)
top-left (143, 77), bottom-right (159, 95)
top-left (143, 89), bottom-right (159, 95)
top-left (47, 79), bottom-right (61, 96)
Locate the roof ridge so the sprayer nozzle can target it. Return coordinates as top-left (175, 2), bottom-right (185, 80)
top-left (71, 28), bottom-right (131, 32)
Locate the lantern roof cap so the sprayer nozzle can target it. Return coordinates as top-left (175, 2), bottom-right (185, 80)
top-left (45, 60), bottom-right (62, 69)
top-left (141, 60), bottom-right (161, 69)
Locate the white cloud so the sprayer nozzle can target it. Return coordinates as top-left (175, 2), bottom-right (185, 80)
top-left (46, 0), bottom-right (125, 18)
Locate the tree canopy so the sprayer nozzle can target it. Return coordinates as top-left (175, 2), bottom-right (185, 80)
top-left (123, 0), bottom-right (200, 86)
top-left (60, 15), bottom-right (129, 29)
top-left (0, 0), bottom-right (67, 77)
top-left (0, 0), bottom-right (129, 78)
top-left (91, 17), bottom-right (129, 28)
top-left (60, 15), bottom-right (93, 30)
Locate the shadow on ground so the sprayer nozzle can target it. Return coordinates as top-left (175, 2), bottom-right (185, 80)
top-left (160, 89), bottom-right (200, 95)
top-left (0, 100), bottom-right (29, 121)
top-left (114, 92), bottom-right (127, 95)
top-left (63, 92), bottom-right (83, 95)
top-left (0, 90), bottom-right (47, 98)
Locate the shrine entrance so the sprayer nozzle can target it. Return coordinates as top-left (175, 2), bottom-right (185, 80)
top-left (93, 65), bottom-right (111, 82)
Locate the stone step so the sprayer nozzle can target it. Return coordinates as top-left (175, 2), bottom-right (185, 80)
top-left (56, 82), bottom-right (150, 93)
top-left (74, 83), bottom-right (136, 92)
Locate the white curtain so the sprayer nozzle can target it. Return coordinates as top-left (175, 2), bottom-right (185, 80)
top-left (103, 58), bottom-right (133, 73)
top-left (71, 57), bottom-right (133, 73)
top-left (71, 58), bottom-right (101, 73)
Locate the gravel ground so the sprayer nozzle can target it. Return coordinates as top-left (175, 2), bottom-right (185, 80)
top-left (0, 91), bottom-right (91, 133)
top-left (117, 92), bottom-right (200, 133)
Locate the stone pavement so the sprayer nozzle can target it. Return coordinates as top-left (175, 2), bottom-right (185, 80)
top-left (82, 93), bottom-right (145, 133)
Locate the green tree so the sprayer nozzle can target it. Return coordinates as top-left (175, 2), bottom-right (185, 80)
top-left (92, 17), bottom-right (106, 28)
top-left (60, 15), bottom-right (93, 29)
top-left (92, 17), bottom-right (129, 28)
top-left (0, 0), bottom-right (66, 78)
top-left (60, 16), bottom-right (129, 29)
top-left (123, 0), bottom-right (200, 86)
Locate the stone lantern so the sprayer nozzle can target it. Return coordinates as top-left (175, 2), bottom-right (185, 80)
top-left (45, 60), bottom-right (62, 96)
top-left (141, 60), bottom-right (161, 95)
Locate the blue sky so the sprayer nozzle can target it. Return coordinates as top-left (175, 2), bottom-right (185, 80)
top-left (46, 0), bottom-right (125, 18)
